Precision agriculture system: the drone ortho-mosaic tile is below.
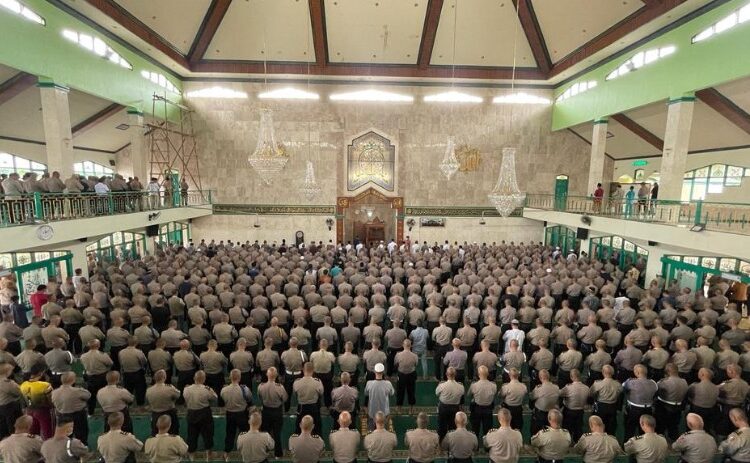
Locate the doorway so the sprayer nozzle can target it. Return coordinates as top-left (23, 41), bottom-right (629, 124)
top-left (554, 175), bottom-right (569, 211)
top-left (336, 188), bottom-right (404, 245)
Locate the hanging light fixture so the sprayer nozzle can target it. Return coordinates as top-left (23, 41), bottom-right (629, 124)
top-left (438, 0), bottom-right (462, 180)
top-left (248, 22), bottom-right (289, 184)
top-left (487, 0), bottom-right (526, 216)
top-left (297, 12), bottom-right (321, 200)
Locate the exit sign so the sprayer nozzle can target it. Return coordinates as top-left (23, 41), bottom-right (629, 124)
top-left (632, 160), bottom-right (649, 166)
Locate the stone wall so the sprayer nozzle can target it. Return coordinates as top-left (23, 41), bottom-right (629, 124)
top-left (186, 82), bottom-right (592, 206)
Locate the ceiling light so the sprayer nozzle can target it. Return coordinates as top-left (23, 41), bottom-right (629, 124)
top-left (258, 87), bottom-right (319, 100)
top-left (186, 87), bottom-right (248, 99)
top-left (330, 89), bottom-right (413, 102)
top-left (424, 91), bottom-right (483, 103)
top-left (493, 92), bottom-right (550, 105)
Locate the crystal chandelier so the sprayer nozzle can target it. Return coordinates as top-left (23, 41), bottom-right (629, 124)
top-left (299, 161), bottom-right (321, 200)
top-left (488, 147), bottom-right (526, 217)
top-left (440, 136), bottom-right (460, 179)
top-left (248, 108), bottom-right (289, 184)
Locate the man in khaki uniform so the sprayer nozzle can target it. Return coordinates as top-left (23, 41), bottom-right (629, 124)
top-left (394, 339), bottom-right (419, 406)
top-left (0, 416), bottom-right (43, 463)
top-left (97, 371), bottom-right (135, 432)
top-left (623, 414), bottom-right (668, 463)
top-left (441, 411), bottom-right (477, 463)
top-left (81, 339), bottom-right (113, 415)
top-left (97, 412), bottom-right (143, 463)
top-left (257, 367), bottom-right (287, 458)
top-left (144, 415), bottom-right (189, 463)
top-left (559, 369), bottom-right (589, 442)
top-left (119, 337), bottom-right (148, 405)
top-left (221, 369), bottom-right (253, 458)
top-left (289, 415), bottom-right (325, 463)
top-left (0, 363), bottom-right (23, 439)
top-left (530, 369), bottom-right (560, 435)
top-left (468, 364), bottom-right (497, 439)
top-left (719, 408), bottom-right (750, 463)
top-left (589, 365), bottom-right (622, 436)
top-left (294, 362), bottom-right (324, 435)
top-left (531, 409), bottom-right (571, 463)
top-left (672, 413), bottom-right (718, 463)
top-left (146, 369), bottom-right (180, 436)
top-left (573, 416), bottom-right (623, 463)
top-left (237, 412), bottom-right (275, 463)
top-left (436, 367), bottom-right (466, 441)
top-left (364, 411), bottom-right (398, 463)
top-left (50, 372), bottom-right (90, 443)
top-left (331, 372), bottom-right (358, 428)
top-left (281, 337), bottom-right (307, 412)
top-left (499, 368), bottom-right (527, 431)
top-left (201, 340), bottom-right (228, 402)
top-left (330, 411), bottom-right (361, 463)
top-left (483, 408), bottom-right (523, 463)
top-left (405, 413), bottom-right (441, 462)
top-left (183, 371), bottom-right (217, 459)
top-left (39, 415), bottom-right (89, 463)
top-left (174, 340), bottom-right (201, 398)
top-left (310, 339), bottom-right (335, 408)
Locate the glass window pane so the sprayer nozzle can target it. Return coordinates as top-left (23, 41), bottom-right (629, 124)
top-left (14, 157), bottom-right (30, 169)
top-left (637, 247), bottom-right (648, 255)
top-left (740, 262), bottom-right (750, 275)
top-left (113, 233), bottom-right (122, 245)
top-left (602, 237), bottom-right (611, 246)
top-left (683, 256), bottom-right (699, 265)
top-left (124, 232), bottom-right (133, 242)
top-left (719, 259), bottom-right (737, 272)
top-left (725, 176), bottom-right (741, 186)
top-left (30, 162), bottom-right (45, 170)
top-left (35, 252), bottom-right (50, 261)
top-left (101, 236), bottom-right (111, 247)
top-left (624, 241), bottom-right (635, 252)
top-left (684, 171), bottom-right (694, 179)
top-left (84, 161), bottom-right (94, 171)
top-left (710, 164), bottom-right (726, 178)
top-left (86, 243), bottom-right (97, 252)
top-left (702, 257), bottom-right (717, 269)
top-left (691, 182), bottom-right (707, 200)
top-left (0, 153), bottom-right (13, 168)
top-left (0, 254), bottom-right (12, 269)
top-left (727, 165), bottom-right (744, 177)
top-left (16, 253), bottom-right (31, 265)
top-left (612, 236), bottom-right (623, 248)
top-left (694, 167), bottom-right (709, 178)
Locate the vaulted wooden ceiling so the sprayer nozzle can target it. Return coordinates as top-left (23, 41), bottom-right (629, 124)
top-left (55, 0), bottom-right (716, 82)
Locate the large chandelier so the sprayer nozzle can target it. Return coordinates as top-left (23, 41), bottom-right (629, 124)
top-left (248, 108), bottom-right (288, 184)
top-left (440, 135), bottom-right (460, 179)
top-left (488, 147), bottom-right (526, 217)
top-left (299, 161), bottom-right (321, 200)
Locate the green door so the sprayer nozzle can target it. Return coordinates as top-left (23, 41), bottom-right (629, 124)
top-left (554, 175), bottom-right (569, 211)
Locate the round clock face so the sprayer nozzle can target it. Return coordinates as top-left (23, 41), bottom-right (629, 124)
top-left (36, 224), bottom-right (54, 241)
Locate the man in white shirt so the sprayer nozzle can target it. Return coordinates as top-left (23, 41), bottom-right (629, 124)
top-left (502, 319), bottom-right (525, 353)
top-left (147, 178), bottom-right (161, 210)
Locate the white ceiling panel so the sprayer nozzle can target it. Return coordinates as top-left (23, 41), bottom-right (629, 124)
top-left (114, 0), bottom-right (211, 54)
top-left (0, 64), bottom-right (21, 84)
top-left (714, 75), bottom-right (750, 115)
top-left (431, 0), bottom-right (535, 67)
top-left (0, 87), bottom-right (44, 141)
top-left (325, 0), bottom-right (428, 64)
top-left (73, 111), bottom-right (131, 152)
top-left (205, 0), bottom-right (314, 62)
top-left (689, 100), bottom-right (750, 150)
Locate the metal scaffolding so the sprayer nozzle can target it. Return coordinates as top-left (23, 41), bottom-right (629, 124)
top-left (147, 94), bottom-right (203, 192)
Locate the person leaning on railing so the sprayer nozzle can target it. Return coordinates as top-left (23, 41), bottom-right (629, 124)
top-left (1, 173), bottom-right (26, 223)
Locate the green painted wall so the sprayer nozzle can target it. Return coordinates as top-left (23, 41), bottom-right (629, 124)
top-left (552, 0), bottom-right (750, 130)
top-left (0, 0), bottom-right (181, 118)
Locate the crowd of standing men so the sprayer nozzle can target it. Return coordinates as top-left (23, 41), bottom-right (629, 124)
top-left (0, 239), bottom-right (747, 463)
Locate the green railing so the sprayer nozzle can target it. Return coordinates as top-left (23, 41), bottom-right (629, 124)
top-left (525, 194), bottom-right (750, 235)
top-left (0, 190), bottom-right (213, 227)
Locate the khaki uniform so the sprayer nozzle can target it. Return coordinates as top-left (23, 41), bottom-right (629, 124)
top-left (436, 380), bottom-right (465, 405)
top-left (222, 383), bottom-right (254, 412)
top-left (531, 427), bottom-right (572, 460)
top-left (146, 383), bottom-right (180, 412)
top-left (293, 376), bottom-right (324, 405)
top-left (0, 432), bottom-right (43, 463)
top-left (483, 427), bottom-right (523, 463)
top-left (97, 430), bottom-right (144, 463)
top-left (329, 428), bottom-right (361, 463)
top-left (50, 385), bottom-right (90, 413)
top-left (183, 384), bottom-right (216, 409)
top-left (364, 429), bottom-right (398, 462)
top-left (331, 385), bottom-right (358, 412)
top-left (574, 432), bottom-right (623, 463)
top-left (237, 430), bottom-right (275, 463)
top-left (97, 385), bottom-right (134, 412)
top-left (289, 433), bottom-right (325, 463)
top-left (719, 427), bottom-right (750, 462)
top-left (500, 380), bottom-right (528, 406)
top-left (40, 436), bottom-right (88, 463)
top-left (80, 350), bottom-right (113, 375)
top-left (281, 348), bottom-right (306, 374)
top-left (672, 430), bottom-right (718, 463)
top-left (623, 432), bottom-right (669, 463)
top-left (440, 427), bottom-right (477, 459)
top-left (404, 428), bottom-right (440, 462)
top-left (144, 433), bottom-right (189, 463)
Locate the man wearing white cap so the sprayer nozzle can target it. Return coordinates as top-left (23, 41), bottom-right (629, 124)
top-left (364, 363), bottom-right (394, 430)
top-left (502, 320), bottom-right (525, 353)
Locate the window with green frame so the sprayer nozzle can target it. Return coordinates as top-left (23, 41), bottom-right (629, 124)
top-left (73, 161), bottom-right (114, 178)
top-left (665, 255), bottom-right (750, 276)
top-left (86, 231), bottom-right (145, 261)
top-left (0, 152), bottom-right (47, 176)
top-left (682, 163), bottom-right (748, 201)
top-left (0, 251), bottom-right (70, 271)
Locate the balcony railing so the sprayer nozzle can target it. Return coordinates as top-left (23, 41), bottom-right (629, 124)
top-left (0, 190), bottom-right (213, 227)
top-left (524, 194), bottom-right (750, 235)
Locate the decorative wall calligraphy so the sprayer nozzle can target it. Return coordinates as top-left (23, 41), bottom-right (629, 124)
top-left (347, 131), bottom-right (395, 191)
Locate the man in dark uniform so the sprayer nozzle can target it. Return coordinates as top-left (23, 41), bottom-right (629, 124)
top-left (50, 372), bottom-right (89, 444)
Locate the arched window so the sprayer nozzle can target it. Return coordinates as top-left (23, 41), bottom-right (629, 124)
top-left (73, 161), bottom-right (114, 178)
top-left (682, 163), bottom-right (748, 201)
top-left (0, 152), bottom-right (47, 176)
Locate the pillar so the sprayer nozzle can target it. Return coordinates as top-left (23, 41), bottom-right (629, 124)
top-left (65, 241), bottom-right (89, 277)
top-left (39, 82), bottom-right (74, 178)
top-left (644, 244), bottom-right (667, 285)
top-left (659, 96), bottom-right (695, 200)
top-left (127, 108), bottom-right (149, 182)
top-left (587, 118), bottom-right (608, 196)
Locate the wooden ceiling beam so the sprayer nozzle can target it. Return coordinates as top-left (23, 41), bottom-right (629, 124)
top-left (84, 0), bottom-right (190, 69)
top-left (72, 103), bottom-right (125, 136)
top-left (696, 88), bottom-right (750, 136)
top-left (512, 0), bottom-right (551, 74)
top-left (191, 60), bottom-right (546, 80)
top-left (611, 113), bottom-right (664, 150)
top-left (308, 0), bottom-right (329, 67)
top-left (549, 0), bottom-right (687, 78)
top-left (0, 72), bottom-right (36, 107)
top-left (417, 0), bottom-right (443, 68)
top-left (188, 0), bottom-right (232, 65)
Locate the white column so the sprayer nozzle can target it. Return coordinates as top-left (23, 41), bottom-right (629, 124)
top-left (587, 118), bottom-right (608, 196)
top-left (127, 109), bottom-right (149, 183)
top-left (39, 83), bottom-right (74, 178)
top-left (65, 241), bottom-right (89, 277)
top-left (659, 96), bottom-right (695, 201)
top-left (644, 244), bottom-right (667, 285)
